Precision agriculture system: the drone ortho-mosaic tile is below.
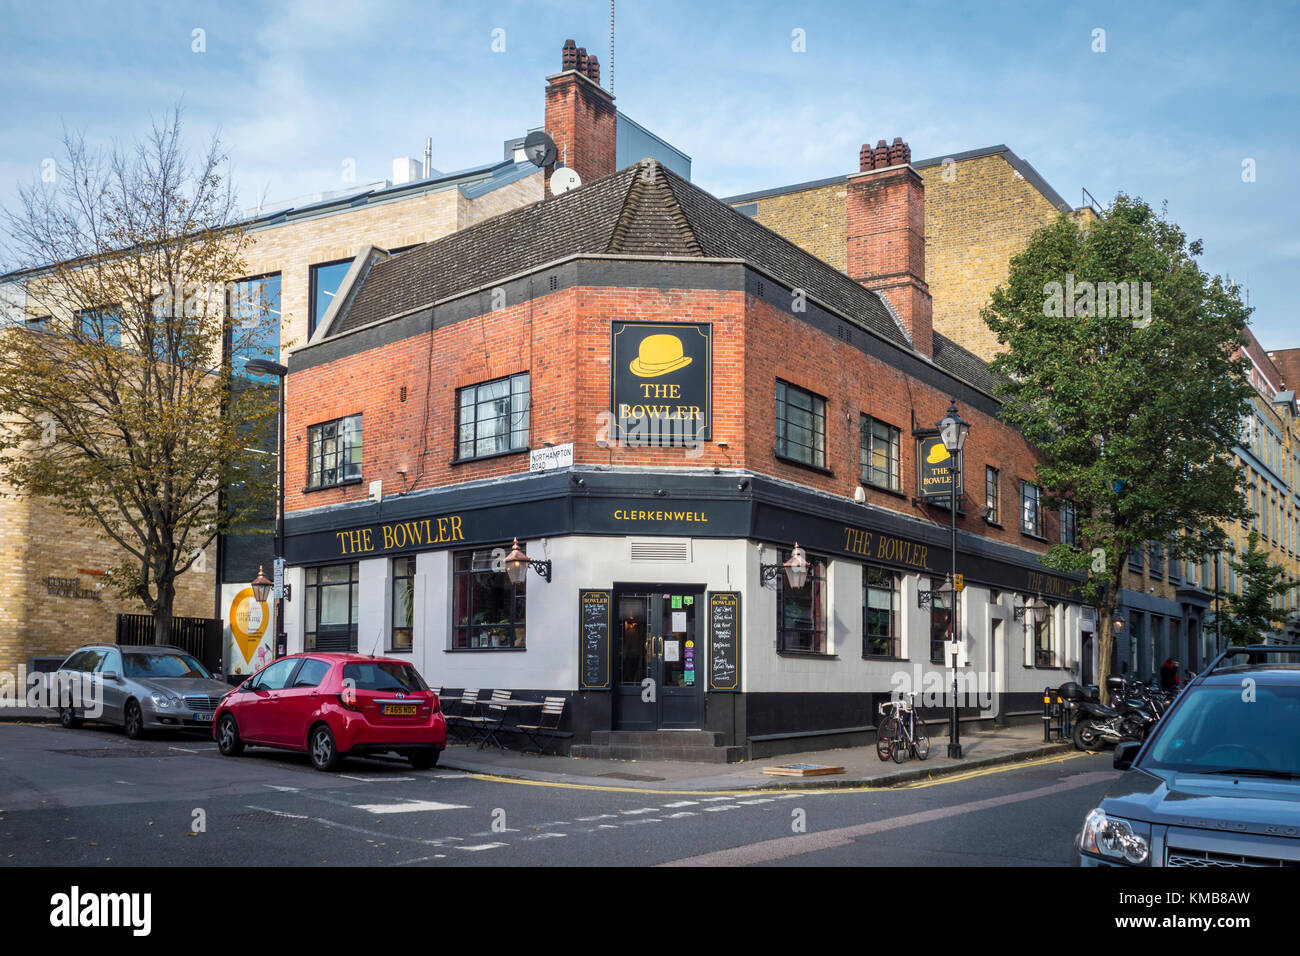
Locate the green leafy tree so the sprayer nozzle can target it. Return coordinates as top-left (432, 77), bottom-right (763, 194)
top-left (1215, 530), bottom-right (1294, 646)
top-left (982, 195), bottom-right (1254, 701)
top-left (0, 109), bottom-right (277, 645)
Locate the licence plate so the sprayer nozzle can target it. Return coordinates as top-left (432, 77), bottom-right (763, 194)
top-left (192, 712), bottom-right (212, 722)
top-left (382, 704), bottom-right (417, 716)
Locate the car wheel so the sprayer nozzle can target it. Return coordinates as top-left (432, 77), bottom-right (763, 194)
top-left (217, 714), bottom-right (245, 756)
top-left (409, 748), bottom-right (440, 770)
top-left (58, 708), bottom-right (83, 729)
top-left (123, 701), bottom-right (145, 740)
top-left (309, 724), bottom-right (341, 771)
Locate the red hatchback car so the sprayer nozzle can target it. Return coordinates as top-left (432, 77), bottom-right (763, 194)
top-left (213, 653), bottom-right (446, 771)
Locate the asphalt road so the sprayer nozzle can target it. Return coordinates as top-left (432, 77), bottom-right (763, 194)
top-left (0, 721), bottom-right (1117, 867)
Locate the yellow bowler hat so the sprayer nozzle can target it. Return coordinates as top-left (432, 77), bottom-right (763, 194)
top-left (630, 333), bottom-right (693, 377)
top-left (926, 442), bottom-right (951, 465)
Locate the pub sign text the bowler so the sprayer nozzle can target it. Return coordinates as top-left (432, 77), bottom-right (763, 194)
top-left (611, 321), bottom-right (712, 445)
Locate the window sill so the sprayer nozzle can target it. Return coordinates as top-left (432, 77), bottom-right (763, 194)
top-left (774, 452), bottom-right (833, 476)
top-left (776, 650), bottom-right (837, 660)
top-left (451, 447), bottom-right (530, 466)
top-left (303, 478), bottom-right (363, 494)
top-left (445, 646), bottom-right (527, 652)
top-left (861, 481), bottom-right (907, 499)
top-left (983, 518), bottom-right (1003, 529)
top-left (1020, 531), bottom-right (1049, 543)
top-left (863, 654), bottom-right (907, 663)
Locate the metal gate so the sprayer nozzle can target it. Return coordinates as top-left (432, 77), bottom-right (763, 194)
top-left (115, 614), bottom-right (223, 675)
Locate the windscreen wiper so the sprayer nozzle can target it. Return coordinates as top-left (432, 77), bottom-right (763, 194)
top-left (1199, 767), bottom-right (1300, 779)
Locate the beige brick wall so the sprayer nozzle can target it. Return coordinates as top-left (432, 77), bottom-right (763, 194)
top-left (737, 153), bottom-right (1077, 362)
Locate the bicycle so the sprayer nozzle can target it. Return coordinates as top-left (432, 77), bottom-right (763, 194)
top-left (876, 692), bottom-right (930, 763)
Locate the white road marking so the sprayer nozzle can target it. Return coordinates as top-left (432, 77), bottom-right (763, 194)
top-left (523, 832), bottom-right (566, 840)
top-left (456, 843), bottom-right (507, 852)
top-left (338, 774), bottom-right (416, 783)
top-left (664, 812), bottom-right (698, 819)
top-left (698, 796), bottom-right (735, 802)
top-left (354, 800), bottom-right (469, 814)
top-left (738, 798), bottom-right (774, 805)
top-left (266, 785), bottom-right (299, 792)
top-left (576, 813), bottom-right (619, 821)
top-left (168, 746), bottom-right (204, 753)
top-left (620, 807), bottom-right (659, 815)
top-left (662, 800), bottom-right (698, 808)
top-left (257, 808), bottom-right (309, 820)
top-left (469, 829), bottom-right (520, 836)
top-left (114, 780), bottom-right (134, 786)
top-left (394, 855), bottom-right (446, 865)
top-left (620, 818), bottom-right (664, 826)
top-left (704, 805), bottom-right (740, 812)
top-left (431, 773), bottom-right (474, 779)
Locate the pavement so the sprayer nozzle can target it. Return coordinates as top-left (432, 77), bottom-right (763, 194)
top-left (438, 722), bottom-right (1075, 791)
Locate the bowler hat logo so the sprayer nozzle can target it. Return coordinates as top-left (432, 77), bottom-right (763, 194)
top-left (926, 443), bottom-right (951, 465)
top-left (630, 333), bottom-right (693, 378)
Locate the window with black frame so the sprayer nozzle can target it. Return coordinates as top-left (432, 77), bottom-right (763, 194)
top-left (929, 576), bottom-right (952, 663)
top-left (863, 565), bottom-right (900, 657)
top-left (456, 373), bottom-right (530, 461)
top-left (860, 415), bottom-right (900, 490)
top-left (777, 549), bottom-right (827, 653)
top-left (985, 466), bottom-right (1000, 524)
top-left (1020, 480), bottom-right (1043, 537)
top-left (1060, 500), bottom-right (1078, 546)
top-left (453, 547), bottom-right (526, 649)
top-left (775, 380), bottom-right (826, 469)
top-left (1034, 603), bottom-right (1056, 667)
top-left (390, 556), bottom-right (416, 652)
top-left (304, 563), bottom-right (359, 652)
top-left (307, 414), bottom-right (362, 489)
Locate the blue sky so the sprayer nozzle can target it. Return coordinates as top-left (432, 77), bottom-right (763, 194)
top-left (1, 0), bottom-right (1296, 347)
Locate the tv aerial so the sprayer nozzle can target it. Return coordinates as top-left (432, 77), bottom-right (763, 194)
top-left (523, 130), bottom-right (557, 168)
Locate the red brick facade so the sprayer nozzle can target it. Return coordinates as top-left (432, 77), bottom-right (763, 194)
top-left (543, 69), bottom-right (616, 192)
top-left (286, 271), bottom-right (1059, 560)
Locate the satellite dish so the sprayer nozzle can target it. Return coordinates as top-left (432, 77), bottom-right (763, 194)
top-left (523, 130), bottom-right (557, 168)
top-left (551, 167), bottom-right (582, 195)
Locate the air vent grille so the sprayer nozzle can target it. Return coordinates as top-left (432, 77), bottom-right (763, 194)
top-left (629, 538), bottom-right (692, 563)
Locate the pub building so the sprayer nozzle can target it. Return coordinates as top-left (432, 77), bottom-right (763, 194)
top-left (277, 61), bottom-right (1091, 759)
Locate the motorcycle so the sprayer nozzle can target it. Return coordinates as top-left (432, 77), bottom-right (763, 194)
top-left (1061, 677), bottom-right (1161, 751)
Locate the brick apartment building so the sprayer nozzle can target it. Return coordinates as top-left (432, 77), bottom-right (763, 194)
top-left (276, 49), bottom-right (1092, 758)
top-left (0, 40), bottom-right (689, 680)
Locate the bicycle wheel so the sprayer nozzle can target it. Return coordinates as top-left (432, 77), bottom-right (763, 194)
top-left (876, 715), bottom-right (898, 761)
top-left (913, 717), bottom-right (931, 760)
top-left (892, 718), bottom-right (910, 763)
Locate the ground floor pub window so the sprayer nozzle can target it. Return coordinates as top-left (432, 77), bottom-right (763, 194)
top-left (930, 577), bottom-right (952, 663)
top-left (391, 556), bottom-right (415, 652)
top-left (1034, 603), bottom-right (1057, 667)
top-left (453, 547), bottom-right (526, 649)
top-left (777, 549), bottom-right (827, 653)
top-left (305, 563), bottom-right (359, 652)
top-left (864, 564), bottom-right (900, 657)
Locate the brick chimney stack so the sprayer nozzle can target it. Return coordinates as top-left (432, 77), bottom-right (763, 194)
top-left (847, 136), bottom-right (932, 357)
top-left (545, 39), bottom-right (616, 190)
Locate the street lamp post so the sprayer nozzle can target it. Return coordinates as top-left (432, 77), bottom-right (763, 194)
top-left (938, 401), bottom-right (971, 759)
top-left (245, 358), bottom-right (289, 660)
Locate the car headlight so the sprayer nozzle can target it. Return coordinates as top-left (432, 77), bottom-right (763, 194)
top-left (150, 693), bottom-right (182, 709)
top-left (1080, 808), bottom-right (1150, 865)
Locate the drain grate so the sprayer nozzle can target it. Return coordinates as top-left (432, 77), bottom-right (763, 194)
top-left (49, 748), bottom-right (156, 759)
top-left (597, 772), bottom-right (666, 782)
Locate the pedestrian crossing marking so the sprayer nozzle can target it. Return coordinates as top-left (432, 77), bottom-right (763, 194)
top-left (355, 800), bottom-right (469, 814)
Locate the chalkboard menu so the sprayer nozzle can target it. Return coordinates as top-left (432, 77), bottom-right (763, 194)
top-left (579, 590), bottom-right (612, 690)
top-left (708, 591), bottom-right (741, 692)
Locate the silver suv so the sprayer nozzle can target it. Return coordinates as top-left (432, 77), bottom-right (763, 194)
top-left (53, 644), bottom-right (233, 739)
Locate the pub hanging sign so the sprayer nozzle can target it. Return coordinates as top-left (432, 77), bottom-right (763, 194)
top-left (610, 321), bottom-right (712, 446)
top-left (917, 435), bottom-right (962, 500)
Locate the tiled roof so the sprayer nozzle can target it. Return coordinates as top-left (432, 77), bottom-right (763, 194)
top-left (330, 159), bottom-right (1002, 398)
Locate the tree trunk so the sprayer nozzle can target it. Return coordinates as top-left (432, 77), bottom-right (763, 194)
top-left (153, 572), bottom-right (176, 647)
top-left (1095, 563), bottom-right (1125, 706)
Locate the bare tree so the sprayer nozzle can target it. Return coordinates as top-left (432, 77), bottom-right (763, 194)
top-left (0, 107), bottom-right (277, 644)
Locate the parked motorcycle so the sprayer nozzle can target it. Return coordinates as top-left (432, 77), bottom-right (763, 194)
top-left (1061, 677), bottom-right (1161, 751)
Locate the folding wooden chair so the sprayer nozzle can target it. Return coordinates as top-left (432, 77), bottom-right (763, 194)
top-left (473, 689), bottom-right (513, 750)
top-left (516, 697), bottom-right (571, 755)
top-left (445, 688), bottom-right (480, 744)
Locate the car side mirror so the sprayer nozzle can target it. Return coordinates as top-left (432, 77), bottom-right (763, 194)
top-left (101, 671), bottom-right (119, 682)
top-left (1114, 740), bottom-right (1141, 771)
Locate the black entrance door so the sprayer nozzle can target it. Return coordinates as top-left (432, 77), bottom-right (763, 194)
top-left (613, 588), bottom-right (704, 730)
